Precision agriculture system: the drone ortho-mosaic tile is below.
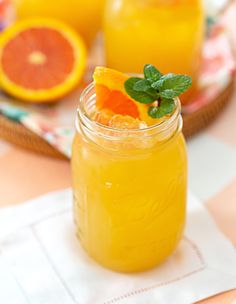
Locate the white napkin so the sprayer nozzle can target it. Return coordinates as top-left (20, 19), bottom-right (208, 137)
top-left (0, 189), bottom-right (236, 304)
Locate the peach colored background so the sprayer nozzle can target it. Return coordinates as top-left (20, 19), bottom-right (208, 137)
top-left (0, 3), bottom-right (236, 303)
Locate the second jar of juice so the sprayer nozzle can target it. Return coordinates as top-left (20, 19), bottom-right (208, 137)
top-left (12, 0), bottom-right (106, 46)
top-left (104, 0), bottom-right (204, 103)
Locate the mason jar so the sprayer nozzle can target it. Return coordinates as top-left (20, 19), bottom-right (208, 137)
top-left (104, 0), bottom-right (205, 103)
top-left (72, 83), bottom-right (188, 272)
top-left (12, 0), bottom-right (106, 46)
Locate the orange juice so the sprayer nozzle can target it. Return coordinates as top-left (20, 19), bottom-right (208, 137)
top-left (12, 0), bottom-right (106, 45)
top-left (104, 0), bottom-right (204, 103)
top-left (72, 83), bottom-right (188, 273)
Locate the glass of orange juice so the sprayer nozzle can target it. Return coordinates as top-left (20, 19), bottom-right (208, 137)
top-left (12, 0), bottom-right (106, 45)
top-left (72, 77), bottom-right (188, 272)
top-left (104, 0), bottom-right (204, 103)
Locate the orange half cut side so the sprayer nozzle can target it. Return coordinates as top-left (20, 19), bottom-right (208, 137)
top-left (0, 18), bottom-right (87, 103)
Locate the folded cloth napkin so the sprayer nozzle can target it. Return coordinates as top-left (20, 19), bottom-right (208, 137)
top-left (0, 189), bottom-right (236, 304)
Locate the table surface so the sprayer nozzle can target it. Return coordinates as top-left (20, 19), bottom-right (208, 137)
top-left (1, 5), bottom-right (236, 304)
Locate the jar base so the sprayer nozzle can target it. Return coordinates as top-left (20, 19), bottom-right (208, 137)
top-left (77, 233), bottom-right (181, 274)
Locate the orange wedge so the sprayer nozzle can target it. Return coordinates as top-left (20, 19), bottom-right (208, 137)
top-left (93, 67), bottom-right (156, 125)
top-left (0, 18), bottom-right (87, 103)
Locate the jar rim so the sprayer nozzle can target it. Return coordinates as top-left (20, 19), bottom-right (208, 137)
top-left (77, 82), bottom-right (181, 137)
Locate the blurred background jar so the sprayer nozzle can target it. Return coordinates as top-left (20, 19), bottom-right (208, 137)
top-left (12, 0), bottom-right (106, 46)
top-left (104, 0), bottom-right (205, 104)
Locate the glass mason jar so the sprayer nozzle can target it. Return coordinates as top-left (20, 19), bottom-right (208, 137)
top-left (104, 0), bottom-right (205, 103)
top-left (72, 83), bottom-right (188, 273)
top-left (12, 0), bottom-right (106, 46)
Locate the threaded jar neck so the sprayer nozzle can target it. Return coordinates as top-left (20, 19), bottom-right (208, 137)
top-left (76, 82), bottom-right (183, 151)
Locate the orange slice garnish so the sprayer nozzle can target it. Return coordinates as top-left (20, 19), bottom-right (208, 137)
top-left (93, 67), bottom-right (156, 126)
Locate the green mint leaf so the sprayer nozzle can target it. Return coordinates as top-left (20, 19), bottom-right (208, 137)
top-left (148, 106), bottom-right (165, 118)
top-left (125, 77), bottom-right (156, 104)
top-left (144, 64), bottom-right (162, 82)
top-left (148, 98), bottom-right (175, 118)
top-left (160, 98), bottom-right (175, 114)
top-left (150, 79), bottom-right (162, 90)
top-left (133, 79), bottom-right (151, 91)
top-left (150, 74), bottom-right (174, 90)
top-left (159, 89), bottom-right (176, 99)
top-left (133, 79), bottom-right (158, 98)
top-left (152, 74), bottom-right (192, 98)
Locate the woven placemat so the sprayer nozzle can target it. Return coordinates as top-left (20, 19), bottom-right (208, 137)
top-left (0, 79), bottom-right (234, 159)
top-left (0, 115), bottom-right (67, 159)
top-left (182, 79), bottom-right (235, 137)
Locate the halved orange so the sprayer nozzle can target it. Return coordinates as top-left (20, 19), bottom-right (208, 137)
top-left (93, 67), bottom-right (156, 126)
top-left (0, 18), bottom-right (87, 103)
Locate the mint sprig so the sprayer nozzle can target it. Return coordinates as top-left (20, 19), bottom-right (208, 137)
top-left (124, 64), bottom-right (192, 119)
